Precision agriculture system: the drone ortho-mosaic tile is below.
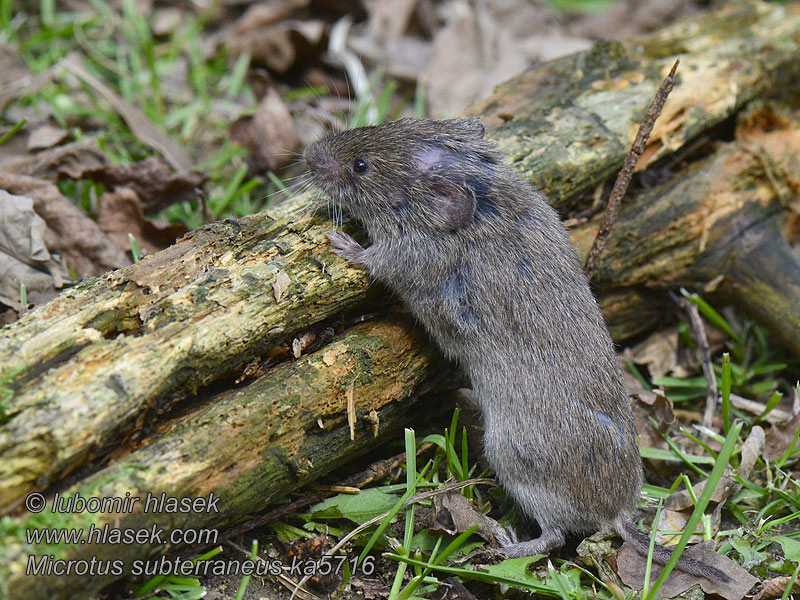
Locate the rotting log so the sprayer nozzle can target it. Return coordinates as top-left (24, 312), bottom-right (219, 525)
top-left (568, 120), bottom-right (800, 356)
top-left (0, 172), bottom-right (375, 514)
top-left (2, 319), bottom-right (457, 599)
top-left (471, 1), bottom-right (800, 212)
top-left (2, 2), bottom-right (800, 598)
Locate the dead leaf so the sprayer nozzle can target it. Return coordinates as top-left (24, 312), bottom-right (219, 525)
top-left (2, 141), bottom-right (108, 181)
top-left (228, 16), bottom-right (325, 75)
top-left (0, 189), bottom-right (70, 299)
top-left (348, 577), bottom-right (390, 600)
top-left (151, 7), bottom-right (182, 37)
top-left (763, 410), bottom-right (800, 462)
top-left (435, 577), bottom-right (479, 600)
top-left (348, 27), bottom-right (432, 82)
top-left (664, 466), bottom-right (737, 512)
top-left (432, 488), bottom-right (499, 544)
top-left (0, 43), bottom-right (50, 112)
top-left (627, 328), bottom-right (683, 379)
top-left (0, 173), bottom-right (130, 277)
top-left (85, 157), bottom-right (204, 214)
top-left (616, 541), bottom-right (758, 599)
top-left (273, 271), bottom-right (291, 302)
top-left (422, 2), bottom-right (528, 117)
top-left (738, 425), bottom-right (765, 480)
top-left (27, 124), bottom-right (69, 151)
top-left (754, 574), bottom-right (800, 600)
top-left (230, 88), bottom-right (299, 173)
top-left (97, 187), bottom-right (188, 255)
top-left (635, 388), bottom-right (676, 431)
top-left (367, 0), bottom-right (418, 43)
top-left (232, 0), bottom-right (310, 33)
top-left (657, 465), bottom-right (739, 551)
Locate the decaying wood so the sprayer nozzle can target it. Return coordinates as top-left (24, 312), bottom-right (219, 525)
top-left (567, 113), bottom-right (800, 357)
top-left (0, 172), bottom-right (377, 515)
top-left (472, 2), bottom-right (800, 210)
top-left (2, 2), bottom-right (800, 598)
top-left (3, 319), bottom-right (456, 599)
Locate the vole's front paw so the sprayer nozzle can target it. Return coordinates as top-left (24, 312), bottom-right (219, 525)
top-left (328, 231), bottom-right (368, 266)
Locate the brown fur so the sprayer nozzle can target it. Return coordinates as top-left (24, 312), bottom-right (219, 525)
top-left (304, 117), bottom-right (729, 582)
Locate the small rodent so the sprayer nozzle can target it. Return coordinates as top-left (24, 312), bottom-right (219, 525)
top-left (304, 117), bottom-right (729, 582)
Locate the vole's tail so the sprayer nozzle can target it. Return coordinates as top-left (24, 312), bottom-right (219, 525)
top-left (617, 517), bottom-right (732, 583)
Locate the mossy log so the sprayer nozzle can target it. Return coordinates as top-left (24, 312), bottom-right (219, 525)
top-left (3, 319), bottom-right (453, 599)
top-left (2, 1), bottom-right (800, 598)
top-left (472, 1), bottom-right (800, 212)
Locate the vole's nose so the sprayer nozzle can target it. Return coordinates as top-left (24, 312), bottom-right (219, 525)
top-left (303, 143), bottom-right (341, 183)
top-left (303, 143), bottom-right (321, 171)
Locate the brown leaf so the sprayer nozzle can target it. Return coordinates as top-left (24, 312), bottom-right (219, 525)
top-left (739, 425), bottom-right (765, 480)
top-left (272, 271), bottom-right (291, 302)
top-left (60, 52), bottom-right (192, 172)
top-left (664, 466), bottom-right (737, 512)
top-left (616, 541), bottom-right (758, 599)
top-left (635, 388), bottom-right (676, 431)
top-left (627, 328), bottom-right (685, 379)
top-left (433, 577), bottom-right (479, 600)
top-left (85, 157), bottom-right (204, 214)
top-left (0, 189), bottom-right (70, 299)
top-left (432, 488), bottom-right (499, 544)
top-left (0, 43), bottom-right (50, 112)
top-left (754, 575), bottom-right (800, 600)
top-left (0, 173), bottom-right (130, 277)
top-left (367, 0), bottom-right (419, 42)
top-left (422, 3), bottom-right (528, 117)
top-left (27, 124), bottom-right (69, 151)
top-left (228, 17), bottom-right (325, 75)
top-left (2, 141), bottom-right (108, 181)
top-left (763, 410), bottom-right (800, 462)
top-left (230, 88), bottom-right (299, 173)
top-left (348, 577), bottom-right (391, 600)
top-left (97, 188), bottom-right (188, 255)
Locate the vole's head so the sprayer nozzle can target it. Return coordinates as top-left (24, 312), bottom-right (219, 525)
top-left (304, 118), bottom-right (503, 233)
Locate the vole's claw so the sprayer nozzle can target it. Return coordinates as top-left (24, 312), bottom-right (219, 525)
top-left (494, 525), bottom-right (519, 549)
top-left (328, 231), bottom-right (368, 266)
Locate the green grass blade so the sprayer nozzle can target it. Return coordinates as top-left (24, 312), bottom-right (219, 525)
top-left (721, 353), bottom-right (731, 434)
top-left (645, 420), bottom-right (742, 599)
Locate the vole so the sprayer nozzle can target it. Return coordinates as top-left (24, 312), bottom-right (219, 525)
top-left (303, 117), bottom-right (729, 582)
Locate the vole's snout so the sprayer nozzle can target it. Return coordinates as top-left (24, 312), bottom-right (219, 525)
top-left (303, 143), bottom-right (342, 188)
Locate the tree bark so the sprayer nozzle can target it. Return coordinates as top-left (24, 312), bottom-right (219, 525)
top-left (472, 1), bottom-right (800, 211)
top-left (3, 319), bottom-right (456, 599)
top-left (2, 1), bottom-right (800, 598)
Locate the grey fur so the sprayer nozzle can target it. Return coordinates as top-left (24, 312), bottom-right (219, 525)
top-left (304, 118), bottom-right (729, 582)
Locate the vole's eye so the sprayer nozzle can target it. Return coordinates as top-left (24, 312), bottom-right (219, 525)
top-left (352, 158), bottom-right (369, 175)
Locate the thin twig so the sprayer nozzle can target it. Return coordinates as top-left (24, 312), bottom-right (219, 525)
top-left (584, 59), bottom-right (680, 278)
top-left (672, 290), bottom-right (717, 429)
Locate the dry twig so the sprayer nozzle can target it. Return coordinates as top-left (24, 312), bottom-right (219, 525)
top-left (584, 59), bottom-right (679, 278)
top-left (672, 290), bottom-right (717, 429)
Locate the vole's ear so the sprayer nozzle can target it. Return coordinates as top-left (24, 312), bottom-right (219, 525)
top-left (430, 182), bottom-right (476, 231)
top-left (443, 117), bottom-right (485, 139)
top-left (413, 146), bottom-right (476, 230)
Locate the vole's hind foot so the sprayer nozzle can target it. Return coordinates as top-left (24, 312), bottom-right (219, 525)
top-left (498, 528), bottom-right (565, 559)
top-left (494, 525), bottom-right (518, 548)
top-left (328, 232), bottom-right (368, 266)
